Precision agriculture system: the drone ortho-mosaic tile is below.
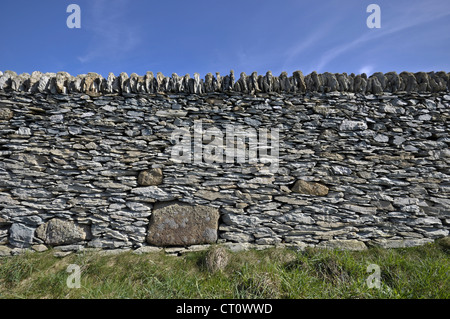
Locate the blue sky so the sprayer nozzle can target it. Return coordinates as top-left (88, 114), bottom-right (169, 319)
top-left (0, 0), bottom-right (449, 78)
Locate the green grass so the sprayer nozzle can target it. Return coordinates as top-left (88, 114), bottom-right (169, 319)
top-left (0, 242), bottom-right (448, 299)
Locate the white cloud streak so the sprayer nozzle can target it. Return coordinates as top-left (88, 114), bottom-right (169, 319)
top-left (77, 0), bottom-right (141, 64)
top-left (315, 1), bottom-right (450, 72)
top-left (282, 15), bottom-right (342, 73)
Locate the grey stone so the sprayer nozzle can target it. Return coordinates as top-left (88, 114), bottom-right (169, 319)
top-left (9, 223), bottom-right (35, 248)
top-left (131, 186), bottom-right (175, 201)
top-left (374, 134), bottom-right (389, 143)
top-left (342, 204), bottom-right (377, 214)
top-left (204, 246), bottom-right (230, 273)
top-left (53, 251), bottom-right (73, 258)
top-left (147, 201), bottom-right (220, 247)
top-left (274, 196), bottom-right (309, 205)
top-left (195, 190), bottom-right (227, 201)
top-left (53, 244), bottom-right (84, 252)
top-left (133, 246), bottom-right (163, 254)
top-left (373, 238), bottom-right (434, 248)
top-left (155, 110), bottom-right (188, 117)
top-left (317, 240), bottom-right (367, 251)
top-left (31, 244), bottom-right (48, 252)
top-left (275, 213), bottom-right (315, 225)
top-left (36, 219), bottom-right (91, 246)
top-left (0, 108), bottom-right (13, 120)
top-left (137, 168), bottom-right (163, 186)
top-left (16, 127), bottom-right (31, 136)
top-left (291, 180), bottom-right (329, 196)
top-left (332, 166), bottom-right (352, 175)
top-left (339, 120), bottom-right (368, 131)
top-left (0, 245), bottom-right (12, 256)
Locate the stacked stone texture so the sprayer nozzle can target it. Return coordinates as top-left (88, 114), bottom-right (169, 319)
top-left (0, 70), bottom-right (449, 95)
top-left (0, 70), bottom-right (449, 255)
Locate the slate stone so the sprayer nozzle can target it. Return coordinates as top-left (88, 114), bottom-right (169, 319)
top-left (0, 245), bottom-right (12, 256)
top-left (9, 223), bottom-right (35, 248)
top-left (317, 240), bottom-right (367, 251)
top-left (339, 120), bottom-right (368, 131)
top-left (291, 180), bottom-right (329, 196)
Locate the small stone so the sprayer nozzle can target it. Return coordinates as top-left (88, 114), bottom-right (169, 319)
top-left (68, 126), bottom-right (83, 135)
top-left (131, 186), bottom-right (175, 201)
top-left (0, 108), bottom-right (13, 120)
top-left (155, 110), bottom-right (188, 117)
top-left (0, 245), bottom-right (12, 256)
top-left (318, 240), bottom-right (367, 251)
top-left (31, 244), bottom-right (48, 252)
top-left (9, 223), bottom-right (35, 248)
top-left (50, 114), bottom-right (64, 123)
top-left (137, 168), bottom-right (163, 186)
top-left (204, 246), bottom-right (230, 273)
top-left (374, 134), bottom-right (389, 143)
top-left (342, 204), bottom-right (377, 214)
top-left (291, 180), bottom-right (329, 196)
top-left (126, 201), bottom-right (152, 212)
top-left (373, 238), bottom-right (434, 248)
top-left (274, 196), bottom-right (309, 205)
top-left (244, 117), bottom-right (262, 127)
top-left (275, 213), bottom-right (315, 224)
top-left (195, 190), bottom-right (225, 201)
top-left (339, 120), bottom-right (367, 131)
top-left (53, 244), bottom-right (84, 252)
top-left (132, 246), bottom-right (163, 254)
top-left (392, 136), bottom-right (406, 146)
top-left (53, 251), bottom-right (73, 258)
top-left (85, 142), bottom-right (97, 150)
top-left (436, 236), bottom-right (450, 249)
top-left (332, 166), bottom-right (352, 175)
top-left (418, 114), bottom-right (431, 121)
top-left (222, 242), bottom-right (252, 252)
top-left (16, 127), bottom-right (31, 136)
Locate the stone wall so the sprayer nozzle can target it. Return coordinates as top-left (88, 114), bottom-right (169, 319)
top-left (0, 70), bottom-right (449, 255)
top-left (1, 70), bottom-right (449, 95)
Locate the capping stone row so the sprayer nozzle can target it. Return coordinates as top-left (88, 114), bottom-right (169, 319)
top-left (0, 70), bottom-right (449, 95)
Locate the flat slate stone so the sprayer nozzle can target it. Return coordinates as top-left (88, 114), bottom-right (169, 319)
top-left (317, 240), bottom-right (367, 251)
top-left (9, 223), bottom-right (35, 248)
top-left (291, 180), bottom-right (329, 196)
top-left (147, 201), bottom-right (220, 247)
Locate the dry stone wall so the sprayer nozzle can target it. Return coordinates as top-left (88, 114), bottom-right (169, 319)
top-left (0, 70), bottom-right (449, 256)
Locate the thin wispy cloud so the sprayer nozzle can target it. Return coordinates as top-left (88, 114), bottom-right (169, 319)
top-left (315, 1), bottom-right (450, 73)
top-left (77, 0), bottom-right (141, 64)
top-left (282, 13), bottom-right (343, 74)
